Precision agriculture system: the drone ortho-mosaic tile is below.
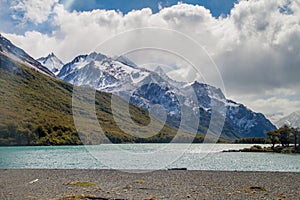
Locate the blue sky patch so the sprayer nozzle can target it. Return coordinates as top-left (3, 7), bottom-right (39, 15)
top-left (59, 0), bottom-right (237, 17)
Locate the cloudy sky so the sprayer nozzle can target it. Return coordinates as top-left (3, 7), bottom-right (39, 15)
top-left (0, 0), bottom-right (299, 122)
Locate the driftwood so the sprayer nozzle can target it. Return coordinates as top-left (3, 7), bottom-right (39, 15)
top-left (168, 168), bottom-right (187, 170)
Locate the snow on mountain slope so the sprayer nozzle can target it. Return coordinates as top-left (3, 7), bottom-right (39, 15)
top-left (0, 34), bottom-right (54, 77)
top-left (276, 111), bottom-right (300, 128)
top-left (37, 53), bottom-right (64, 75)
top-left (58, 52), bottom-right (276, 139)
top-left (58, 52), bottom-right (151, 93)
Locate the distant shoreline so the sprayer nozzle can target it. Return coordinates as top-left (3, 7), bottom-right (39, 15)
top-left (223, 144), bottom-right (300, 154)
top-left (0, 140), bottom-right (232, 147)
top-left (1, 169), bottom-right (299, 200)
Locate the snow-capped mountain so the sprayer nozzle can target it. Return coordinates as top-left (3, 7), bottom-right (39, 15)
top-left (276, 111), bottom-right (300, 128)
top-left (58, 52), bottom-right (276, 139)
top-left (266, 112), bottom-right (285, 124)
top-left (37, 53), bottom-right (64, 75)
top-left (58, 52), bottom-right (149, 92)
top-left (0, 34), bottom-right (54, 77)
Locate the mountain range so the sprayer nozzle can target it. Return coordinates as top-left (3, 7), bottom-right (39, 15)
top-left (51, 51), bottom-right (276, 139)
top-left (0, 34), bottom-right (278, 144)
top-left (0, 34), bottom-right (208, 145)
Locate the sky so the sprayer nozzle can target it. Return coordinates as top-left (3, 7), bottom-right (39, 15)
top-left (0, 0), bottom-right (299, 122)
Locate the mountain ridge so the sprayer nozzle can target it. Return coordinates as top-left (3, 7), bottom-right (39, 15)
top-left (0, 34), bottom-right (55, 77)
top-left (1, 51), bottom-right (213, 145)
top-left (0, 34), bottom-right (213, 145)
top-left (0, 33), bottom-right (276, 142)
top-left (56, 51), bottom-right (276, 139)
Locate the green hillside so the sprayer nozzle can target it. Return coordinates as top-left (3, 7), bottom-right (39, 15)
top-left (0, 53), bottom-right (216, 145)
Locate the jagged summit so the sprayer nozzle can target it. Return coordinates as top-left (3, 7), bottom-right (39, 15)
top-left (37, 53), bottom-right (64, 75)
top-left (49, 52), bottom-right (55, 56)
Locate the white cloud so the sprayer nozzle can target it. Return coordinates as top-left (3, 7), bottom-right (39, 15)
top-left (3, 0), bottom-right (300, 117)
top-left (244, 97), bottom-right (300, 122)
top-left (5, 3), bottom-right (220, 61)
top-left (11, 0), bottom-right (58, 24)
top-left (214, 0), bottom-right (300, 89)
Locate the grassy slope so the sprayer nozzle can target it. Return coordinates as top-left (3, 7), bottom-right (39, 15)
top-left (0, 53), bottom-right (216, 145)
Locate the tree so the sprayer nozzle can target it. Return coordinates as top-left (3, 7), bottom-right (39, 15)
top-left (266, 130), bottom-right (280, 150)
top-left (267, 125), bottom-right (300, 153)
top-left (279, 125), bottom-right (291, 147)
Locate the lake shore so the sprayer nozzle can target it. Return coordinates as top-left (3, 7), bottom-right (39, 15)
top-left (1, 169), bottom-right (299, 200)
top-left (223, 144), bottom-right (300, 154)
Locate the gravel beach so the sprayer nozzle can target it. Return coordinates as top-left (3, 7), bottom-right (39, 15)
top-left (0, 169), bottom-right (299, 200)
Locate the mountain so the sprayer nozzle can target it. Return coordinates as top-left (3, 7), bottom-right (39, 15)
top-left (58, 52), bottom-right (276, 139)
top-left (0, 34), bottom-right (54, 77)
top-left (266, 112), bottom-right (285, 125)
top-left (0, 50), bottom-right (209, 145)
top-left (37, 53), bottom-right (64, 75)
top-left (276, 111), bottom-right (300, 128)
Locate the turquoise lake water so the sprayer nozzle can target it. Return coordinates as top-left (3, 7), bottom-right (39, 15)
top-left (0, 144), bottom-right (299, 172)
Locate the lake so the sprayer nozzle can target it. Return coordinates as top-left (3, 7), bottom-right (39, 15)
top-left (0, 144), bottom-right (299, 172)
